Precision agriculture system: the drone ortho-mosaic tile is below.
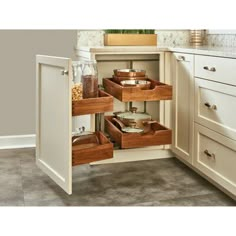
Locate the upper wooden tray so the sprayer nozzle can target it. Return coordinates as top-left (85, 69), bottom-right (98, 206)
top-left (103, 78), bottom-right (172, 102)
top-left (72, 89), bottom-right (113, 116)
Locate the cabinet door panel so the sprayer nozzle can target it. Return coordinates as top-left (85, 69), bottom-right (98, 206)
top-left (36, 55), bottom-right (72, 194)
top-left (172, 53), bottom-right (194, 163)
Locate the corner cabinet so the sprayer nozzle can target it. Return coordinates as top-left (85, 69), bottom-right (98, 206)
top-left (36, 48), bottom-right (173, 195)
top-left (171, 53), bottom-right (194, 164)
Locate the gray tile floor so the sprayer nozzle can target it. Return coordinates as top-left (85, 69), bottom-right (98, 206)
top-left (0, 148), bottom-right (235, 206)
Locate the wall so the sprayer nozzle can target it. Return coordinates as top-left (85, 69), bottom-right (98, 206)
top-left (0, 30), bottom-right (77, 136)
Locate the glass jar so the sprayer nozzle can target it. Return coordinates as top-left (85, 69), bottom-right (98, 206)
top-left (72, 62), bottom-right (83, 101)
top-left (81, 60), bottom-right (98, 98)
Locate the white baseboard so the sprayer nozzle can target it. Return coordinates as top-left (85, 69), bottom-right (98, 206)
top-left (0, 134), bottom-right (36, 150)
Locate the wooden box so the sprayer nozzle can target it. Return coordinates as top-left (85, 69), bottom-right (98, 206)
top-left (103, 78), bottom-right (172, 102)
top-left (72, 90), bottom-right (113, 116)
top-left (105, 116), bottom-right (171, 149)
top-left (72, 131), bottom-right (113, 166)
top-left (104, 34), bottom-right (157, 46)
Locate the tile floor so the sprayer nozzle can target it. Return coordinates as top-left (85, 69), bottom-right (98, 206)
top-left (0, 148), bottom-right (235, 206)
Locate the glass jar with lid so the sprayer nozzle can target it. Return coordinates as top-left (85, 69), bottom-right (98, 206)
top-left (72, 61), bottom-right (83, 101)
top-left (81, 60), bottom-right (98, 98)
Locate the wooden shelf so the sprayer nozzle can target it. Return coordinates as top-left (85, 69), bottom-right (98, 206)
top-left (105, 116), bottom-right (172, 149)
top-left (72, 90), bottom-right (113, 116)
top-left (72, 131), bottom-right (113, 166)
top-left (103, 78), bottom-right (172, 102)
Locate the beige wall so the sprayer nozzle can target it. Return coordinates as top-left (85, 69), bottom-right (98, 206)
top-left (0, 30), bottom-right (77, 136)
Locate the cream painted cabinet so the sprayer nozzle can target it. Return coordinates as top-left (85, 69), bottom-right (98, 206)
top-left (194, 123), bottom-right (236, 196)
top-left (171, 53), bottom-right (194, 164)
top-left (36, 48), bottom-right (173, 195)
top-left (193, 55), bottom-right (236, 198)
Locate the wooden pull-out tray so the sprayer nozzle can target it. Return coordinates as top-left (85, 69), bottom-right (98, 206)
top-left (72, 131), bottom-right (113, 166)
top-left (105, 116), bottom-right (171, 149)
top-left (72, 90), bottom-right (113, 116)
top-left (103, 78), bottom-right (172, 102)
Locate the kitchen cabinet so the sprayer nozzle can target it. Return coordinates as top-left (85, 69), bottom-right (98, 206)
top-left (193, 54), bottom-right (236, 197)
top-left (171, 53), bottom-right (194, 164)
top-left (36, 47), bottom-right (236, 199)
top-left (36, 48), bottom-right (173, 194)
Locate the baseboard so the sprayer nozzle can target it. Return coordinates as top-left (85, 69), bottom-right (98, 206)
top-left (0, 134), bottom-right (36, 150)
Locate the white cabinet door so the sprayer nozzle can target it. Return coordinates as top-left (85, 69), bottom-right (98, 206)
top-left (36, 55), bottom-right (72, 194)
top-left (171, 53), bottom-right (194, 164)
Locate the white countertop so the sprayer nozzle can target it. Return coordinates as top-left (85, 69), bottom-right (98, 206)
top-left (77, 46), bottom-right (236, 59)
top-left (169, 46), bottom-right (236, 59)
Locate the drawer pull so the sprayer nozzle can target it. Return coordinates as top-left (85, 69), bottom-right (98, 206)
top-left (203, 66), bottom-right (216, 72)
top-left (204, 149), bottom-right (216, 160)
top-left (177, 56), bottom-right (185, 61)
top-left (204, 102), bottom-right (217, 110)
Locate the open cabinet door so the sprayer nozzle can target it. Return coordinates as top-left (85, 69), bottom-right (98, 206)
top-left (36, 55), bottom-right (72, 194)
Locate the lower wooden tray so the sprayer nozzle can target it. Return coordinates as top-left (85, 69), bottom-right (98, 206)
top-left (72, 90), bottom-right (113, 116)
top-left (72, 131), bottom-right (113, 166)
top-left (105, 116), bottom-right (171, 149)
top-left (103, 78), bottom-right (172, 102)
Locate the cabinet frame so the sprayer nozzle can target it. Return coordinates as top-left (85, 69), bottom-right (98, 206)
top-left (76, 47), bottom-right (173, 163)
top-left (171, 53), bottom-right (194, 164)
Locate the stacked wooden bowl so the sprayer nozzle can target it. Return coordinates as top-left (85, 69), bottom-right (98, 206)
top-left (112, 69), bottom-right (151, 90)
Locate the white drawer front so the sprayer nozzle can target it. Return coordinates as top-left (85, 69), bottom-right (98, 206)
top-left (195, 78), bottom-right (236, 140)
top-left (195, 55), bottom-right (236, 86)
top-left (194, 124), bottom-right (236, 196)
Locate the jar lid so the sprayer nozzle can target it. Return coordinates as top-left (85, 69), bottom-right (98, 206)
top-left (81, 60), bottom-right (97, 64)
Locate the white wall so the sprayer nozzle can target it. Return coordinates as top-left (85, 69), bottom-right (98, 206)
top-left (0, 30), bottom-right (77, 136)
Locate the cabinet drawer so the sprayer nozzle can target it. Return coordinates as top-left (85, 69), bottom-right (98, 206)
top-left (195, 55), bottom-right (236, 86)
top-left (194, 124), bottom-right (236, 196)
top-left (72, 131), bottom-right (113, 166)
top-left (105, 116), bottom-right (171, 149)
top-left (195, 78), bottom-right (236, 140)
top-left (103, 78), bottom-right (172, 102)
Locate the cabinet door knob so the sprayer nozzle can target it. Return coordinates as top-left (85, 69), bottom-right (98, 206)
top-left (204, 102), bottom-right (217, 110)
top-left (203, 66), bottom-right (216, 72)
top-left (204, 149), bottom-right (216, 160)
top-left (61, 70), bottom-right (69, 76)
top-left (177, 56), bottom-right (185, 61)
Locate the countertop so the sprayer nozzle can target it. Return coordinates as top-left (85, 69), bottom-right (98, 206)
top-left (77, 46), bottom-right (236, 59)
top-left (169, 46), bottom-right (236, 59)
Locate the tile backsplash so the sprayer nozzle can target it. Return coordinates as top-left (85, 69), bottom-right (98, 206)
top-left (206, 33), bottom-right (236, 47)
top-left (76, 30), bottom-right (190, 47)
top-left (77, 30), bottom-right (236, 48)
